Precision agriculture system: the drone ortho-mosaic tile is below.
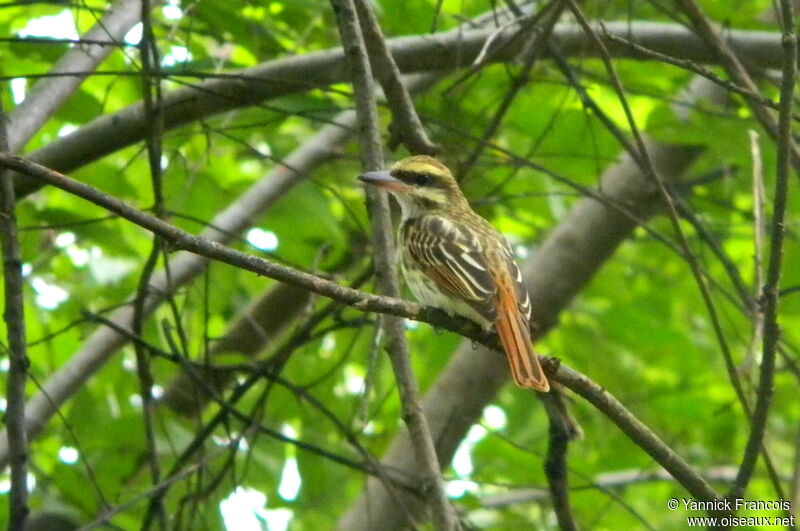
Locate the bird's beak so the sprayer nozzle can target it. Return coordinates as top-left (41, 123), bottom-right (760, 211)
top-left (358, 170), bottom-right (409, 192)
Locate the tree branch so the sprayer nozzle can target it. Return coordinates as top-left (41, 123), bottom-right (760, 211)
top-left (8, 0), bottom-right (144, 153)
top-left (353, 0), bottom-right (439, 154)
top-left (543, 384), bottom-right (579, 531)
top-left (133, 2), bottom-right (167, 527)
top-left (1, 87), bottom-right (30, 531)
top-left (13, 21), bottom-right (789, 198)
top-left (332, 0), bottom-right (457, 528)
top-left (728, 0), bottom-right (797, 502)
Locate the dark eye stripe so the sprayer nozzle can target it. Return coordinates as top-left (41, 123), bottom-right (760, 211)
top-left (392, 170), bottom-right (435, 186)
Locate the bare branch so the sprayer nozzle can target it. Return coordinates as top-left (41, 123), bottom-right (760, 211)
top-left (728, 0), bottom-right (797, 502)
top-left (13, 21), bottom-right (789, 198)
top-left (1, 86), bottom-right (30, 531)
top-left (8, 0), bottom-right (144, 153)
top-left (133, 2), bottom-right (167, 527)
top-left (332, 0), bottom-right (457, 528)
top-left (354, 0), bottom-right (439, 154)
top-left (543, 384), bottom-right (580, 531)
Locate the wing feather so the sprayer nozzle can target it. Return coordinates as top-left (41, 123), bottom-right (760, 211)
top-left (402, 215), bottom-right (497, 323)
top-left (506, 253), bottom-right (531, 321)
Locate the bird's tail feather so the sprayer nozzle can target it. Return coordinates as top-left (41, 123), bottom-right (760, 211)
top-left (495, 290), bottom-right (550, 391)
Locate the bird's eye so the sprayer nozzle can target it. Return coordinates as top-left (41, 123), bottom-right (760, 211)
top-left (416, 174), bottom-right (432, 186)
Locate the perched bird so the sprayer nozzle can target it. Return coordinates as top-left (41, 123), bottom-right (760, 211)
top-left (359, 155), bottom-right (549, 391)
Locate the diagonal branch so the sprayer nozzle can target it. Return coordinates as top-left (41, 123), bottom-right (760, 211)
top-left (8, 0), bottom-right (145, 153)
top-left (0, 152), bottom-right (720, 513)
top-left (132, 2), bottom-right (167, 527)
top-left (354, 0), bottom-right (439, 154)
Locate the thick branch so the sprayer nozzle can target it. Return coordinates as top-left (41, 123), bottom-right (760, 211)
top-left (14, 21), bottom-right (789, 197)
top-left (8, 0), bottom-right (144, 153)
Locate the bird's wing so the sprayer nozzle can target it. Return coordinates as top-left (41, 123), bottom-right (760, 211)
top-left (402, 215), bottom-right (497, 323)
top-left (501, 244), bottom-right (532, 321)
top-left (404, 215), bottom-right (548, 390)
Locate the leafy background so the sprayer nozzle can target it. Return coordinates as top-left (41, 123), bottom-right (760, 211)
top-left (0, 0), bottom-right (798, 529)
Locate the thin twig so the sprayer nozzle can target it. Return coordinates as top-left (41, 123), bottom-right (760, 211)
top-left (728, 0), bottom-right (796, 502)
top-left (331, 0), bottom-right (458, 528)
top-left (1, 86), bottom-right (30, 531)
top-left (676, 0), bottom-right (800, 174)
top-left (134, 3), bottom-right (167, 528)
top-left (458, 0), bottom-right (565, 180)
top-left (672, 196), bottom-right (755, 314)
top-left (354, 0), bottom-right (439, 154)
top-left (748, 130), bottom-right (765, 369)
top-left (543, 38), bottom-right (642, 168)
top-left (564, 0), bottom-right (751, 441)
top-left (543, 385), bottom-right (579, 531)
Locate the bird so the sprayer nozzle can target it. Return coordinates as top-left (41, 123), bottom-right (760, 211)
top-left (359, 155), bottom-right (549, 391)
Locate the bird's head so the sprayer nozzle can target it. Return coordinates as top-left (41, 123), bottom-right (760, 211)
top-left (358, 156), bottom-right (468, 218)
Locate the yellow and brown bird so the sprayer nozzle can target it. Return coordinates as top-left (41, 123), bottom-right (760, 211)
top-left (359, 155), bottom-right (549, 391)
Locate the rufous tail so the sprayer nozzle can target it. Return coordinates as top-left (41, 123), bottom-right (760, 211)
top-left (495, 287), bottom-right (550, 391)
